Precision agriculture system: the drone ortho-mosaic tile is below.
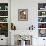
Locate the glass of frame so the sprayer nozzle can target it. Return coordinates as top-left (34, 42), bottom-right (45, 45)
top-left (18, 9), bottom-right (28, 21)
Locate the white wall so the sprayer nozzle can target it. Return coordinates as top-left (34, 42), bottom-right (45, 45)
top-left (11, 0), bottom-right (46, 30)
top-left (11, 0), bottom-right (38, 30)
top-left (11, 0), bottom-right (46, 46)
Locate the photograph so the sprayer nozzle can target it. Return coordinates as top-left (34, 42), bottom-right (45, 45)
top-left (18, 9), bottom-right (28, 21)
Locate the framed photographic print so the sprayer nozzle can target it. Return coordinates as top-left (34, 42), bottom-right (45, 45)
top-left (18, 9), bottom-right (28, 21)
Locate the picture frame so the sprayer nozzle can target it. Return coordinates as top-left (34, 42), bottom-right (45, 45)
top-left (18, 9), bottom-right (28, 21)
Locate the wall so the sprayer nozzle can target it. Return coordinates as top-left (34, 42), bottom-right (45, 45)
top-left (11, 0), bottom-right (38, 30)
top-left (11, 0), bottom-right (46, 30)
top-left (11, 0), bottom-right (46, 46)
